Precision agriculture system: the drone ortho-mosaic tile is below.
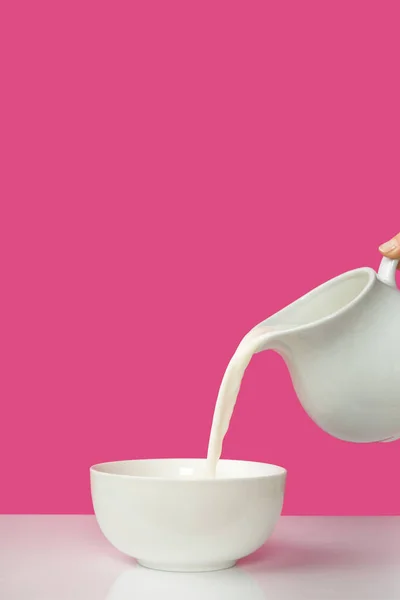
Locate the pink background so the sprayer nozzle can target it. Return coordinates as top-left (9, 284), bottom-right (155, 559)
top-left (1, 1), bottom-right (400, 515)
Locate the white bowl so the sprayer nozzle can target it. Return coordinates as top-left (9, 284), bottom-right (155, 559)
top-left (90, 458), bottom-right (286, 572)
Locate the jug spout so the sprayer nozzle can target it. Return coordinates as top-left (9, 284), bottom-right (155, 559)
top-left (250, 323), bottom-right (298, 355)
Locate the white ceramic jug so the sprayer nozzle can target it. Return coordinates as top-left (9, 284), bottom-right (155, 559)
top-left (256, 257), bottom-right (400, 443)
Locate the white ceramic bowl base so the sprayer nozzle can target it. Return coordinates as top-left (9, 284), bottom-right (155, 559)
top-left (90, 459), bottom-right (286, 572)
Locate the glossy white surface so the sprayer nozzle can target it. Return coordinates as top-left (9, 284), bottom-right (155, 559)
top-left (90, 459), bottom-right (286, 571)
top-left (1, 516), bottom-right (399, 599)
top-left (257, 256), bottom-right (400, 443)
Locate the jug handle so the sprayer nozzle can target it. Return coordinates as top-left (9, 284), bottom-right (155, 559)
top-left (377, 257), bottom-right (399, 288)
top-left (377, 257), bottom-right (400, 444)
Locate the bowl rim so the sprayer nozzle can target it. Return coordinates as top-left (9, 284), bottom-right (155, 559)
top-left (90, 458), bottom-right (287, 482)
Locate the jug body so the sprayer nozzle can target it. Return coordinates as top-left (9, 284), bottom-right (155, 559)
top-left (261, 259), bottom-right (400, 443)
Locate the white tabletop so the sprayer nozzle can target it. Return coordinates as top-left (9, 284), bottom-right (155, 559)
top-left (0, 515), bottom-right (399, 599)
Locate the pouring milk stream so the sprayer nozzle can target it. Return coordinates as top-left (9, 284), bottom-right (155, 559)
top-left (207, 256), bottom-right (400, 475)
